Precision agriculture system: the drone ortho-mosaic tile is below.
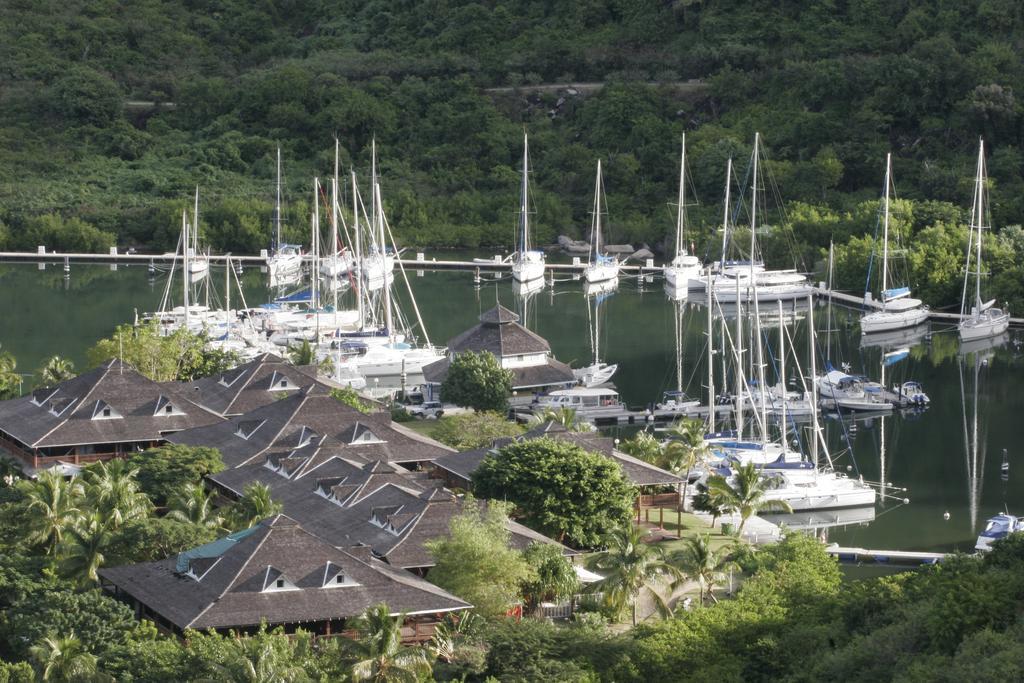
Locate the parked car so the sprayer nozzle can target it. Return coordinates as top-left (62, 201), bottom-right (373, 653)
top-left (406, 401), bottom-right (444, 419)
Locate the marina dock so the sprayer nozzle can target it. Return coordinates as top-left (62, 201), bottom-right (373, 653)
top-left (824, 544), bottom-right (950, 566)
top-left (2, 249), bottom-right (1022, 328)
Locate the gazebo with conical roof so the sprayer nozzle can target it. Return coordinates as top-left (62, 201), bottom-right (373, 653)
top-left (421, 305), bottom-right (576, 400)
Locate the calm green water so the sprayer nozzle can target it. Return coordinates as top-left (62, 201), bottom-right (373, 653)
top-left (1, 260), bottom-right (1021, 553)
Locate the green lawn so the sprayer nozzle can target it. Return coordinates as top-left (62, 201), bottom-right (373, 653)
top-left (638, 510), bottom-right (737, 554)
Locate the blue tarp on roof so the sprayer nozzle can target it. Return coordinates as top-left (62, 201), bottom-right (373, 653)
top-left (175, 525), bottom-right (260, 573)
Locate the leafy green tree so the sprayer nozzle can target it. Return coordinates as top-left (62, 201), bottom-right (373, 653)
top-left (2, 586), bottom-right (140, 661)
top-left (0, 659), bottom-right (34, 682)
top-left (227, 482), bottom-right (283, 530)
top-left (668, 533), bottom-right (737, 604)
top-left (425, 499), bottom-right (533, 618)
top-left (331, 387), bottom-right (375, 414)
top-left (36, 356), bottom-right (75, 387)
top-left (18, 215), bottom-right (116, 253)
top-left (706, 462), bottom-right (793, 536)
top-left (105, 517), bottom-right (218, 565)
top-left (167, 482), bottom-right (223, 531)
top-left (86, 322), bottom-right (237, 382)
top-left (618, 432), bottom-right (662, 462)
top-left (430, 411), bottom-right (524, 450)
top-left (346, 603), bottom-right (434, 683)
top-left (590, 524), bottom-right (677, 626)
top-left (206, 627), bottom-right (313, 683)
top-left (29, 634), bottom-right (106, 683)
top-left (663, 418), bottom-right (710, 507)
top-left (50, 65), bottom-right (123, 126)
top-left (22, 470), bottom-right (84, 555)
top-left (472, 437), bottom-right (635, 547)
top-left (520, 542), bottom-right (580, 612)
top-left (440, 351), bottom-right (513, 412)
top-left (0, 349), bottom-right (21, 399)
top-left (126, 444), bottom-right (224, 506)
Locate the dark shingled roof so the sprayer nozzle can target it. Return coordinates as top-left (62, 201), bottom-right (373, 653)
top-left (169, 385), bottom-right (453, 468)
top-left (421, 357), bottom-right (575, 390)
top-left (0, 359), bottom-right (222, 449)
top-left (433, 422), bottom-right (683, 487)
top-left (446, 305), bottom-right (551, 357)
top-left (184, 354), bottom-right (323, 417)
top-left (208, 449), bottom-right (574, 568)
top-left (99, 515), bottom-right (471, 630)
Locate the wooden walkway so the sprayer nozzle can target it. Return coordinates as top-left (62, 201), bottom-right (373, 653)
top-left (824, 543), bottom-right (949, 565)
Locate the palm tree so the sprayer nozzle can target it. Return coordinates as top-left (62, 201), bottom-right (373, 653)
top-left (23, 469), bottom-right (84, 554)
top-left (217, 637), bottom-right (310, 683)
top-left (29, 634), bottom-right (105, 682)
top-left (663, 417), bottom-right (711, 508)
top-left (668, 533), bottom-right (737, 605)
top-left (168, 482), bottom-right (223, 530)
top-left (706, 462), bottom-right (793, 536)
top-left (530, 406), bottom-right (592, 432)
top-left (429, 612), bottom-right (481, 665)
top-left (37, 356), bottom-right (76, 386)
top-left (228, 482), bottom-right (283, 530)
top-left (82, 460), bottom-right (152, 529)
top-left (59, 513), bottom-right (111, 586)
top-left (590, 524), bottom-right (679, 626)
top-left (348, 603), bottom-right (434, 683)
top-left (0, 348), bottom-right (21, 399)
top-left (288, 340), bottom-right (333, 375)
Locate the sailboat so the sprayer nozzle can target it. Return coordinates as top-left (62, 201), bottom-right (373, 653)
top-left (511, 133), bottom-right (546, 284)
top-left (959, 139), bottom-right (1010, 342)
top-left (188, 186), bottom-right (210, 282)
top-left (361, 140), bottom-right (396, 293)
top-left (663, 133), bottom-right (702, 291)
top-left (582, 160), bottom-right (620, 285)
top-left (320, 138), bottom-right (356, 290)
top-left (693, 134), bottom-right (811, 302)
top-left (267, 148), bottom-right (303, 287)
top-left (574, 286), bottom-right (618, 387)
top-left (861, 154), bottom-right (929, 334)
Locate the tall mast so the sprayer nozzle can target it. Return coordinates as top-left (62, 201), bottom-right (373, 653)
top-left (519, 132), bottom-right (530, 256)
top-left (312, 178), bottom-right (320, 310)
top-left (193, 186), bottom-right (200, 254)
top-left (590, 160), bottom-right (604, 264)
top-left (777, 300), bottom-right (786, 452)
top-left (752, 279), bottom-right (767, 446)
top-left (720, 158), bottom-right (732, 268)
top-left (182, 210), bottom-right (190, 332)
top-left (880, 153), bottom-right (892, 306)
top-left (749, 133), bottom-right (759, 275)
top-left (332, 139), bottom-right (340, 316)
top-left (376, 179), bottom-right (393, 339)
top-left (274, 147), bottom-right (282, 251)
top-left (975, 140), bottom-right (985, 313)
top-left (706, 276), bottom-right (715, 432)
top-left (826, 240), bottom-right (835, 364)
top-left (675, 133), bottom-right (687, 259)
top-left (352, 171), bottom-right (364, 330)
top-left (735, 266), bottom-right (744, 440)
top-left (807, 293), bottom-right (822, 469)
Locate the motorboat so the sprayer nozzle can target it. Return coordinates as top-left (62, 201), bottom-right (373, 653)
top-left (976, 513), bottom-right (1022, 552)
top-left (534, 387), bottom-right (624, 418)
top-left (574, 362), bottom-right (617, 388)
top-left (655, 390), bottom-right (701, 413)
top-left (817, 369), bottom-right (893, 412)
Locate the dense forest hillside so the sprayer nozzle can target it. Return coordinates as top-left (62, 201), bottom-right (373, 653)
top-left (2, 1), bottom-right (1024, 307)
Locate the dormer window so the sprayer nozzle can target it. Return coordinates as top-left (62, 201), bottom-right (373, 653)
top-left (322, 561), bottom-right (360, 588)
top-left (261, 565), bottom-right (298, 592)
top-left (91, 400), bottom-right (122, 420)
top-left (267, 371), bottom-right (294, 392)
top-left (154, 395), bottom-right (184, 417)
top-left (235, 419), bottom-right (265, 440)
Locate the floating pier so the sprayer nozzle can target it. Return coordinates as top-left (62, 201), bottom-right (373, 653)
top-left (825, 543), bottom-right (949, 566)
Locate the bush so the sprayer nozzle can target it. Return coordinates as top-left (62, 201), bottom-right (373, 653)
top-left (430, 412), bottom-right (524, 450)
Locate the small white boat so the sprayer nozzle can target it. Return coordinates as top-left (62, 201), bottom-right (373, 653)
top-left (817, 369), bottom-right (893, 412)
top-left (959, 140), bottom-right (1011, 343)
top-left (573, 362), bottom-right (617, 388)
top-left (663, 134), bottom-right (702, 292)
top-left (583, 160), bottom-right (620, 286)
top-left (976, 513), bottom-right (1022, 552)
top-left (511, 133), bottom-right (546, 284)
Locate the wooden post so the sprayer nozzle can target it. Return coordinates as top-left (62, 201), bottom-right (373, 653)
top-left (660, 506), bottom-right (664, 530)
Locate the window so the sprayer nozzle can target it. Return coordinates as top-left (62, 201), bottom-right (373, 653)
top-left (103, 408), bottom-right (111, 417)
top-left (165, 404), bottom-right (173, 414)
top-left (275, 578), bottom-right (285, 588)
top-left (335, 575), bottom-right (345, 584)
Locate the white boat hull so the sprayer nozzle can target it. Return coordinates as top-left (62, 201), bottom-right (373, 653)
top-left (584, 262), bottom-right (619, 284)
top-left (959, 309), bottom-right (1010, 341)
top-left (512, 257), bottom-right (545, 283)
top-left (861, 307), bottom-right (930, 334)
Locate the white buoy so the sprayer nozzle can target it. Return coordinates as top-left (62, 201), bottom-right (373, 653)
top-left (943, 511), bottom-right (950, 521)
